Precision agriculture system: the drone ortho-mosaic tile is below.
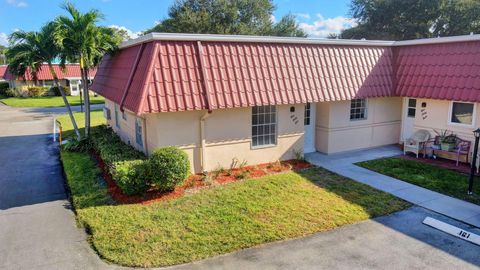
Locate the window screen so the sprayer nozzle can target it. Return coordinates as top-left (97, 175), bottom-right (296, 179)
top-left (350, 99), bottom-right (367, 120)
top-left (451, 102), bottom-right (474, 125)
top-left (252, 105), bottom-right (277, 147)
top-left (114, 104), bottom-right (120, 128)
top-left (407, 98), bottom-right (416, 118)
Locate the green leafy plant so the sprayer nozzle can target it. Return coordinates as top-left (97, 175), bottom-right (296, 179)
top-left (62, 137), bottom-right (92, 152)
top-left (113, 160), bottom-right (150, 195)
top-left (293, 148), bottom-right (305, 161)
top-left (148, 147), bottom-right (190, 192)
top-left (27, 86), bottom-right (48, 97)
top-left (235, 170), bottom-right (250, 180)
top-left (239, 159), bottom-right (248, 168)
top-left (212, 165), bottom-right (225, 179)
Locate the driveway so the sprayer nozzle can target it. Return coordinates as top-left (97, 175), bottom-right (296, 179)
top-left (0, 104), bottom-right (479, 270)
top-left (0, 104), bottom-right (116, 270)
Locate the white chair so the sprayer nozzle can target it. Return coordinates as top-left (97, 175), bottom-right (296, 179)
top-left (404, 130), bottom-right (431, 158)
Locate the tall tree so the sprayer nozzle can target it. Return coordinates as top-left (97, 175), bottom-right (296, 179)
top-left (7, 26), bottom-right (82, 140)
top-left (55, 2), bottom-right (119, 137)
top-left (340, 0), bottom-right (480, 40)
top-left (145, 0), bottom-right (306, 37)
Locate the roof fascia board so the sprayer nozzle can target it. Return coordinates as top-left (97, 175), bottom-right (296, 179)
top-left (120, 33), bottom-right (480, 49)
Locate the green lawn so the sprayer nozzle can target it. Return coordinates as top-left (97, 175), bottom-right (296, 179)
top-left (61, 151), bottom-right (409, 267)
top-left (57, 110), bottom-right (106, 139)
top-left (357, 157), bottom-right (480, 205)
top-left (0, 95), bottom-right (104, 107)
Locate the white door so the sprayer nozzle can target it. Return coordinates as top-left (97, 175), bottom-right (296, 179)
top-left (402, 98), bottom-right (417, 141)
top-left (304, 103), bottom-right (316, 153)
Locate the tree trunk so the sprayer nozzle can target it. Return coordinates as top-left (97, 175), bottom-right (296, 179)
top-left (48, 63), bottom-right (81, 140)
top-left (81, 67), bottom-right (90, 137)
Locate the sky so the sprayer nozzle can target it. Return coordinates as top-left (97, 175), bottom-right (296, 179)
top-left (0, 0), bottom-right (356, 46)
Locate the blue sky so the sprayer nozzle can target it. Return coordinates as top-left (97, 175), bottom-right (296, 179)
top-left (0, 0), bottom-right (355, 46)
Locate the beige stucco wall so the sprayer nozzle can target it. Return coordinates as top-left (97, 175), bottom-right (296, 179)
top-left (104, 99), bottom-right (145, 152)
top-left (105, 99), bottom-right (304, 173)
top-left (406, 98), bottom-right (480, 153)
top-left (144, 104), bottom-right (305, 173)
top-left (315, 97), bottom-right (402, 154)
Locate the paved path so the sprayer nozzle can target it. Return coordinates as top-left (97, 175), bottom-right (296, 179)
top-left (306, 145), bottom-right (480, 228)
top-left (0, 104), bottom-right (118, 270)
top-left (18, 103), bottom-right (104, 114)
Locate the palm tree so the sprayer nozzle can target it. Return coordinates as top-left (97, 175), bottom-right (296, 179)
top-left (7, 26), bottom-right (81, 140)
top-left (55, 2), bottom-right (119, 137)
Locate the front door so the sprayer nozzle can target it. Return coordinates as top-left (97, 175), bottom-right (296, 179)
top-left (304, 103), bottom-right (316, 153)
top-left (402, 98), bottom-right (417, 141)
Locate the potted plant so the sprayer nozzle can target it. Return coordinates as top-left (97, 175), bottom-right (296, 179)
top-left (434, 129), bottom-right (457, 151)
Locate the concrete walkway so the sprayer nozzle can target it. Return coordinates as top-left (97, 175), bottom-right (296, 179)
top-left (306, 145), bottom-right (480, 228)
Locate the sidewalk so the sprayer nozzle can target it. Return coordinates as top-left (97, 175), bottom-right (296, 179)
top-left (306, 145), bottom-right (480, 228)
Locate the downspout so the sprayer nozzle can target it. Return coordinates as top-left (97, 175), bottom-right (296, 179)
top-left (200, 111), bottom-right (211, 173)
top-left (196, 40), bottom-right (213, 173)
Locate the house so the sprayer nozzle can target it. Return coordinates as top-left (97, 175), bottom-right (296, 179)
top-left (91, 33), bottom-right (480, 173)
top-left (1, 63), bottom-right (96, 96)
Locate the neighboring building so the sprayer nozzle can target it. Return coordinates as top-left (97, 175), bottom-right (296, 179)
top-left (91, 33), bottom-right (480, 173)
top-left (1, 64), bottom-right (96, 96)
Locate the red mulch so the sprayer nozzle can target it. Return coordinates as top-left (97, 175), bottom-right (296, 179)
top-left (90, 151), bottom-right (313, 205)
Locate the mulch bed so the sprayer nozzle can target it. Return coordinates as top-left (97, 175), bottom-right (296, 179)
top-left (91, 150), bottom-right (313, 205)
top-left (397, 153), bottom-right (473, 175)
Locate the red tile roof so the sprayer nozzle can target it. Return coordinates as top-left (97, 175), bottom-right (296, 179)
top-left (91, 34), bottom-right (480, 115)
top-left (394, 41), bottom-right (480, 102)
top-left (0, 65), bottom-right (7, 80)
top-left (3, 64), bottom-right (96, 81)
top-left (92, 40), bottom-right (393, 114)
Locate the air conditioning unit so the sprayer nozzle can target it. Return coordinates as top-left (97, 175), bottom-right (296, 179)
top-left (103, 107), bottom-right (111, 120)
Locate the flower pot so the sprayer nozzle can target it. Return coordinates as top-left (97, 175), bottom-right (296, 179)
top-left (440, 142), bottom-right (455, 151)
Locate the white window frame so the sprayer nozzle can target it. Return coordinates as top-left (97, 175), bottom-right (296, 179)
top-left (448, 101), bottom-right (476, 128)
top-left (407, 98), bottom-right (417, 118)
top-left (304, 103), bottom-right (311, 126)
top-left (251, 105), bottom-right (277, 149)
top-left (135, 117), bottom-right (143, 147)
top-left (350, 98), bottom-right (368, 121)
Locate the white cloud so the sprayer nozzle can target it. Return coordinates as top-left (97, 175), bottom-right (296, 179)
top-left (299, 14), bottom-right (357, 38)
top-left (270, 15), bottom-right (276, 24)
top-left (6, 0), bottom-right (28, 8)
top-left (293, 13), bottom-right (310, 20)
top-left (0, 33), bottom-right (8, 46)
top-left (109, 25), bottom-right (141, 40)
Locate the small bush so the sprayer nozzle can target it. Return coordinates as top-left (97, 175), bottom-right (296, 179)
top-left (113, 160), bottom-right (150, 195)
top-left (4, 88), bottom-right (16, 97)
top-left (27, 86), bottom-right (48, 97)
top-left (51, 86), bottom-right (71, 96)
top-left (149, 147), bottom-right (190, 192)
top-left (0, 82), bottom-right (9, 96)
top-left (63, 138), bottom-right (92, 152)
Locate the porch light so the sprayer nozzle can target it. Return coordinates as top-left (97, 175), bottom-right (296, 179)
top-left (468, 128), bottom-right (480, 194)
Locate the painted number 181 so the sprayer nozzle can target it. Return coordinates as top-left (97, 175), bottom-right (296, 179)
top-left (458, 230), bottom-right (471, 239)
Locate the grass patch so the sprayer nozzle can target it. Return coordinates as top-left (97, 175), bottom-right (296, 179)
top-left (0, 95), bottom-right (104, 107)
top-left (61, 151), bottom-right (409, 267)
top-left (57, 110), bottom-right (106, 139)
top-left (357, 157), bottom-right (480, 205)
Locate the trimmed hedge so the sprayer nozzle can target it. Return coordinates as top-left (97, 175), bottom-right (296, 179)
top-left (113, 160), bottom-right (150, 195)
top-left (73, 125), bottom-right (190, 196)
top-left (149, 147), bottom-right (190, 192)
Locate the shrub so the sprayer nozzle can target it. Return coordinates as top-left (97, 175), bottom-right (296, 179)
top-left (113, 160), bottom-right (150, 195)
top-left (148, 147), bottom-right (190, 192)
top-left (51, 86), bottom-right (71, 96)
top-left (0, 82), bottom-right (9, 96)
top-left (4, 88), bottom-right (16, 97)
top-left (63, 138), bottom-right (92, 152)
top-left (27, 86), bottom-right (48, 97)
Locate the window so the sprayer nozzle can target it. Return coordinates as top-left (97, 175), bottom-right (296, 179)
top-left (43, 80), bottom-right (54, 87)
top-left (252, 105), bottom-right (277, 147)
top-left (450, 101), bottom-right (475, 126)
top-left (350, 98), bottom-right (367, 120)
top-left (304, 103), bottom-right (311, 125)
top-left (135, 118), bottom-right (143, 147)
top-left (114, 104), bottom-right (120, 128)
top-left (407, 98), bottom-right (416, 118)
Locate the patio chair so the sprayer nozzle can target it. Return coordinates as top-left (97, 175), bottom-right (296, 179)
top-left (403, 129), bottom-right (431, 158)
